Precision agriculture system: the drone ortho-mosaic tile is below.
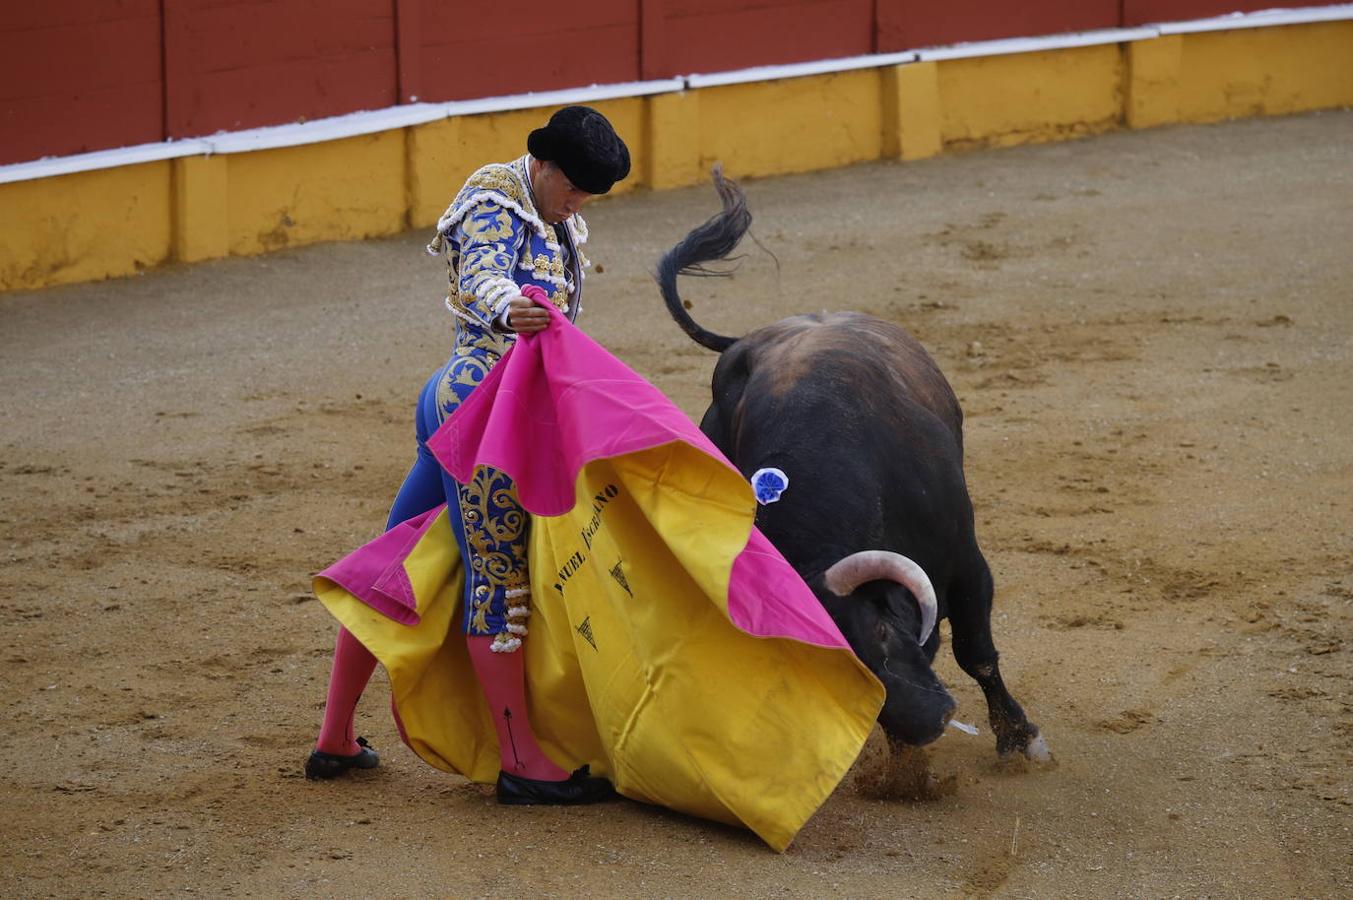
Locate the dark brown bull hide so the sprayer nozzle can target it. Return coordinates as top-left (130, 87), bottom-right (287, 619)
top-left (656, 171), bottom-right (1047, 760)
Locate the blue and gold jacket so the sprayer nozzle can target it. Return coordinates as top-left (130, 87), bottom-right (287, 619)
top-left (426, 155), bottom-right (589, 358)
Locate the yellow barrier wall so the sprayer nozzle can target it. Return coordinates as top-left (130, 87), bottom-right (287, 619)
top-left (1126, 34), bottom-right (1185, 130)
top-left (646, 91), bottom-right (702, 190)
top-left (1, 162), bottom-right (172, 290)
top-left (1176, 21), bottom-right (1353, 122)
top-left (883, 62), bottom-right (944, 162)
top-left (225, 132), bottom-right (407, 256)
top-left (694, 70), bottom-right (884, 180)
top-left (2, 21), bottom-right (1350, 293)
top-left (938, 46), bottom-right (1124, 150)
top-left (173, 156), bottom-right (229, 263)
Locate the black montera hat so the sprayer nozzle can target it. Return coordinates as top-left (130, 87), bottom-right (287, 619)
top-left (527, 105), bottom-right (631, 195)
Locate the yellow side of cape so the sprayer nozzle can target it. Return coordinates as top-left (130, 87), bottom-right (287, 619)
top-left (316, 441), bottom-right (883, 851)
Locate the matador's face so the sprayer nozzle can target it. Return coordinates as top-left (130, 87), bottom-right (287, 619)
top-left (531, 159), bottom-right (594, 225)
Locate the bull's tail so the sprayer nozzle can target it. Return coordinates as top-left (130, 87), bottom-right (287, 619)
top-left (655, 166), bottom-right (750, 353)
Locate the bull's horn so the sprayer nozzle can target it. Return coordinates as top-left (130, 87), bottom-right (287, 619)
top-left (823, 551), bottom-right (938, 645)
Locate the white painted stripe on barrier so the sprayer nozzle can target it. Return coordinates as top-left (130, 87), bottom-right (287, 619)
top-left (206, 103), bottom-right (453, 155)
top-left (436, 77), bottom-right (687, 115)
top-left (1157, 4), bottom-right (1353, 34)
top-left (685, 51), bottom-right (918, 89)
top-left (0, 78), bottom-right (685, 184)
top-left (0, 139), bottom-right (213, 185)
top-left (915, 27), bottom-right (1160, 61)
top-left (207, 79), bottom-right (685, 155)
top-left (2, 5), bottom-right (1350, 185)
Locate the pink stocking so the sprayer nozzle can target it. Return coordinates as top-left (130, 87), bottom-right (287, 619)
top-left (466, 635), bottom-right (569, 781)
top-left (315, 627), bottom-right (378, 755)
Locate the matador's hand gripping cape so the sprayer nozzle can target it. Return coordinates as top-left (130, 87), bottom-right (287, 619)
top-left (313, 302), bottom-right (884, 851)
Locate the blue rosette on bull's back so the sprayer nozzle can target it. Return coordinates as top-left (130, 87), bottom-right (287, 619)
top-left (751, 467), bottom-right (789, 505)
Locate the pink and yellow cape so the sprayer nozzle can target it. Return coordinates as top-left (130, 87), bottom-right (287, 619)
top-left (313, 304), bottom-right (883, 851)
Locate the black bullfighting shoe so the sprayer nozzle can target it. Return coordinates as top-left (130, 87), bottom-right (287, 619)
top-left (496, 765), bottom-right (616, 805)
top-left (305, 736), bottom-right (380, 780)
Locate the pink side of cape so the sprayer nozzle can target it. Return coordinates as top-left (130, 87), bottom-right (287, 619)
top-left (315, 504), bottom-right (441, 625)
top-left (416, 300), bottom-right (850, 651)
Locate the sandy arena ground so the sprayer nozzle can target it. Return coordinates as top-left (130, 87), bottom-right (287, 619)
top-left (2, 111), bottom-right (1350, 898)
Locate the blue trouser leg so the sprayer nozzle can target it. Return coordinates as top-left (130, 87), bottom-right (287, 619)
top-left (384, 374), bottom-right (450, 530)
top-left (384, 363), bottom-right (531, 643)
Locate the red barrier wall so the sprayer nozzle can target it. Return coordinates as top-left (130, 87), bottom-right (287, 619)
top-left (163, 0), bottom-right (397, 138)
top-left (656, 0), bottom-right (874, 76)
top-left (0, 2), bottom-right (163, 163)
top-left (1, 2), bottom-right (1346, 166)
top-left (877, 0), bottom-right (1118, 51)
top-left (416, 0), bottom-right (640, 102)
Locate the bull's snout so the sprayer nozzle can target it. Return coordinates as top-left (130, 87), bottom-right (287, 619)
top-left (880, 688), bottom-right (956, 747)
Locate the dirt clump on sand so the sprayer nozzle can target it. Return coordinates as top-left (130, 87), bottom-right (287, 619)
top-left (2, 111), bottom-right (1351, 897)
top-left (848, 733), bottom-right (962, 803)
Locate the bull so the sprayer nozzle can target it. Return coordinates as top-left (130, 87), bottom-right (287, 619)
top-left (656, 171), bottom-right (1048, 761)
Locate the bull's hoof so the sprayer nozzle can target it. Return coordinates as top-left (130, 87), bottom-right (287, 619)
top-left (1022, 732), bottom-right (1052, 763)
top-left (996, 725), bottom-right (1053, 764)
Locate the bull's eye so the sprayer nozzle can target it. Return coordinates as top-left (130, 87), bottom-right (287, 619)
top-left (875, 621), bottom-right (891, 643)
